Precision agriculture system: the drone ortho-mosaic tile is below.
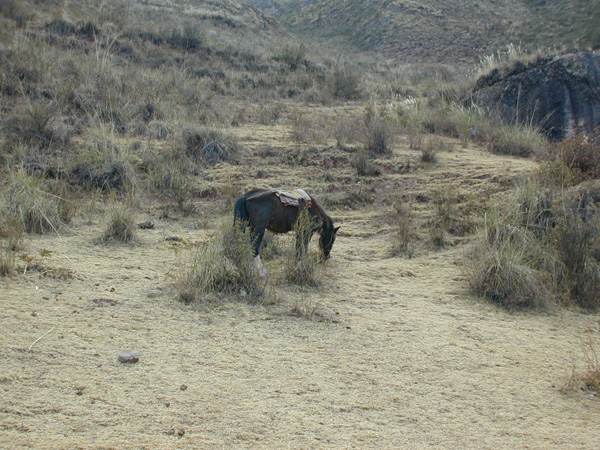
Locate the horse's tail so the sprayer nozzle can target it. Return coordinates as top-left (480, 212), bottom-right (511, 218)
top-left (233, 194), bottom-right (249, 232)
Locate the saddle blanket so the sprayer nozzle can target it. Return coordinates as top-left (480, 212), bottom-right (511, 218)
top-left (274, 189), bottom-right (312, 208)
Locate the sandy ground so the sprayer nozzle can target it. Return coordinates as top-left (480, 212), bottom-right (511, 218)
top-left (1, 118), bottom-right (600, 449)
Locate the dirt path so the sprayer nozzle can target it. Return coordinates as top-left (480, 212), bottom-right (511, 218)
top-left (1, 208), bottom-right (599, 449)
top-left (1, 129), bottom-right (600, 448)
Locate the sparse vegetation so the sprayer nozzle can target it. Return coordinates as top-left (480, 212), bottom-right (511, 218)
top-left (467, 173), bottom-right (600, 310)
top-left (177, 224), bottom-right (267, 303)
top-left (3, 1), bottom-right (600, 446)
top-left (284, 210), bottom-right (322, 287)
top-left (0, 168), bottom-right (73, 235)
top-left (101, 202), bottom-right (137, 243)
top-left (388, 196), bottom-right (415, 258)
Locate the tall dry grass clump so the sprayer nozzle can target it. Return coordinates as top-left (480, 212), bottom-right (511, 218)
top-left (69, 124), bottom-right (137, 193)
top-left (100, 202), bottom-right (137, 244)
top-left (181, 126), bottom-right (242, 166)
top-left (562, 320), bottom-right (600, 394)
top-left (177, 224), bottom-right (267, 304)
top-left (0, 168), bottom-right (73, 235)
top-left (284, 210), bottom-right (321, 287)
top-left (388, 196), bottom-right (415, 258)
top-left (467, 172), bottom-right (600, 310)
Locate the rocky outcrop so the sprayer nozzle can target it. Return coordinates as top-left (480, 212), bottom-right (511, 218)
top-left (468, 52), bottom-right (600, 140)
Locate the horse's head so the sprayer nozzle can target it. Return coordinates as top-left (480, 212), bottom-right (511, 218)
top-left (319, 223), bottom-right (340, 259)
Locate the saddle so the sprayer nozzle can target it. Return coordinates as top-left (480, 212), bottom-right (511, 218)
top-left (274, 189), bottom-right (312, 208)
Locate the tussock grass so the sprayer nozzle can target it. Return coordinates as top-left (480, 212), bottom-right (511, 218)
top-left (388, 197), bottom-right (415, 258)
top-left (182, 126), bottom-right (242, 166)
top-left (330, 64), bottom-right (362, 100)
top-left (467, 175), bottom-right (600, 310)
top-left (284, 210), bottom-right (322, 287)
top-left (563, 321), bottom-right (600, 394)
top-left (0, 168), bottom-right (73, 235)
top-left (353, 149), bottom-right (381, 177)
top-left (177, 224), bottom-right (267, 304)
top-left (69, 124), bottom-right (137, 192)
top-left (101, 202), bottom-right (136, 244)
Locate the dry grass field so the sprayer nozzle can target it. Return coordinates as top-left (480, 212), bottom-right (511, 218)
top-left (2, 104), bottom-right (600, 449)
top-left (2, 1), bottom-right (600, 448)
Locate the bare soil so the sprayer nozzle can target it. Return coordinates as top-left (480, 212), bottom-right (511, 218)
top-left (2, 111), bottom-right (599, 449)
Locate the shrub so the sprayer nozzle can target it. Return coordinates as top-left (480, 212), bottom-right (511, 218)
top-left (468, 241), bottom-right (552, 309)
top-left (562, 322), bottom-right (600, 394)
top-left (364, 118), bottom-right (395, 156)
top-left (284, 210), bottom-right (321, 287)
top-left (101, 202), bottom-right (136, 243)
top-left (0, 168), bottom-right (73, 234)
top-left (388, 197), bottom-right (415, 258)
top-left (549, 131), bottom-right (600, 181)
top-left (485, 123), bottom-right (546, 158)
top-left (552, 209), bottom-right (600, 309)
top-left (2, 100), bottom-right (66, 152)
top-left (69, 124), bottom-right (137, 192)
top-left (353, 149), bottom-right (381, 176)
top-left (148, 162), bottom-right (194, 211)
top-left (420, 136), bottom-right (441, 163)
top-left (467, 177), bottom-right (600, 310)
top-left (274, 43), bottom-right (307, 71)
top-left (177, 225), bottom-right (267, 303)
top-left (330, 64), bottom-right (361, 100)
top-left (182, 126), bottom-right (241, 165)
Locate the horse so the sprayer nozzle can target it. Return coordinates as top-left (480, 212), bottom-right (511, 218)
top-left (233, 188), bottom-right (339, 261)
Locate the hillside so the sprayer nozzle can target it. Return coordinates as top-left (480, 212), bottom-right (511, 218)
top-left (247, 0), bottom-right (600, 63)
top-left (1, 1), bottom-right (600, 448)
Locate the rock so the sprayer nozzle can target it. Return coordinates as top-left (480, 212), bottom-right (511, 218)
top-left (91, 298), bottom-right (118, 307)
top-left (468, 51), bottom-right (600, 140)
top-left (147, 290), bottom-right (165, 299)
top-left (166, 236), bottom-right (182, 242)
top-left (118, 351), bottom-right (140, 363)
top-left (138, 220), bottom-right (155, 229)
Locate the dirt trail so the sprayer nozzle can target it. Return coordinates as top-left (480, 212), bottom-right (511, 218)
top-left (2, 132), bottom-right (600, 449)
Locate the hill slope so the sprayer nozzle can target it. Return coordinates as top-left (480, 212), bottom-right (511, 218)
top-left (246, 0), bottom-right (600, 63)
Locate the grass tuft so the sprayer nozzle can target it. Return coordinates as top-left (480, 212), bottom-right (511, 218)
top-left (176, 224), bottom-right (267, 303)
top-left (101, 202), bottom-right (136, 244)
top-left (284, 210), bottom-right (321, 287)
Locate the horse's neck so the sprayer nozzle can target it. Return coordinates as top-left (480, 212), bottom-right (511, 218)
top-left (310, 197), bottom-right (331, 229)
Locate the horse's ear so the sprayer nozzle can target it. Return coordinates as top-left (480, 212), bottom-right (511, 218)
top-left (334, 226), bottom-right (340, 233)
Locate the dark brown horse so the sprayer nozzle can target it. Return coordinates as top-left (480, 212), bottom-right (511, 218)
top-left (233, 189), bottom-right (339, 259)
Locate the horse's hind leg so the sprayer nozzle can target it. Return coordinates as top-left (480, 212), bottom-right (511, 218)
top-left (250, 228), bottom-right (268, 278)
top-left (251, 228), bottom-right (265, 257)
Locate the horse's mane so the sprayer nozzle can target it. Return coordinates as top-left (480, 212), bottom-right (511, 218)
top-left (309, 194), bottom-right (334, 229)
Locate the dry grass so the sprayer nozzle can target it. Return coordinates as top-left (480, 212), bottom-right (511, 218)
top-left (467, 176), bottom-right (600, 310)
top-left (388, 197), bottom-right (416, 258)
top-left (284, 210), bottom-right (322, 288)
top-left (563, 321), bottom-right (600, 394)
top-left (177, 224), bottom-right (267, 304)
top-left (0, 168), bottom-right (73, 235)
top-left (100, 202), bottom-right (137, 244)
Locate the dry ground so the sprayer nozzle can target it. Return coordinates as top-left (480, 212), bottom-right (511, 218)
top-left (2, 108), bottom-right (600, 449)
